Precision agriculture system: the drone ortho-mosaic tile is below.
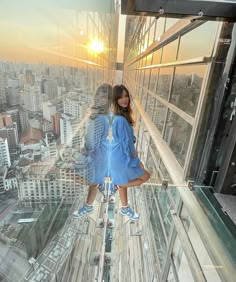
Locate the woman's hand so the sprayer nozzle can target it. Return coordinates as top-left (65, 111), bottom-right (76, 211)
top-left (139, 162), bottom-right (144, 169)
top-left (133, 151), bottom-right (138, 158)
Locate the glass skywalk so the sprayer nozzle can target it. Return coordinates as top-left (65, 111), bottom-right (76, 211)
top-left (0, 1), bottom-right (236, 282)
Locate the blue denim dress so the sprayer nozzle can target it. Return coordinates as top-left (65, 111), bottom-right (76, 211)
top-left (109, 115), bottom-right (144, 185)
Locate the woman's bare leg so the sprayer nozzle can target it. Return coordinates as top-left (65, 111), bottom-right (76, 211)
top-left (119, 186), bottom-right (128, 206)
top-left (118, 170), bottom-right (150, 206)
top-left (119, 170), bottom-right (150, 188)
top-left (86, 184), bottom-right (99, 205)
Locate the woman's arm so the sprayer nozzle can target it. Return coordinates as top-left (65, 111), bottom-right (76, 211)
top-left (115, 116), bottom-right (141, 167)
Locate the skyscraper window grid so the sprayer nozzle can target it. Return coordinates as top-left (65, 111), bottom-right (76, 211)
top-left (123, 15), bottom-right (235, 281)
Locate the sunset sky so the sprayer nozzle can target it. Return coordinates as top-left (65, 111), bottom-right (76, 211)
top-left (0, 0), bottom-right (113, 66)
top-left (0, 0), bottom-right (218, 71)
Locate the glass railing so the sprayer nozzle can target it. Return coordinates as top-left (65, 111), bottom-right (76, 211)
top-left (1, 176), bottom-right (236, 281)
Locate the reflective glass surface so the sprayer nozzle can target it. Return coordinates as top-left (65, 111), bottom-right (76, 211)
top-left (154, 18), bottom-right (166, 41)
top-left (165, 18), bottom-right (179, 32)
top-left (149, 68), bottom-right (159, 92)
top-left (180, 205), bottom-right (222, 282)
top-left (148, 19), bottom-right (156, 45)
top-left (172, 235), bottom-right (195, 282)
top-left (157, 67), bottom-right (174, 100)
top-left (161, 39), bottom-right (178, 63)
top-left (178, 21), bottom-right (219, 60)
top-left (152, 99), bottom-right (167, 133)
top-left (170, 65), bottom-right (207, 116)
top-left (152, 49), bottom-right (162, 65)
top-left (145, 94), bottom-right (156, 120)
top-left (164, 110), bottom-right (192, 167)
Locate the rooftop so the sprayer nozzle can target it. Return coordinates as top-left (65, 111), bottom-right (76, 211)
top-left (20, 128), bottom-right (43, 145)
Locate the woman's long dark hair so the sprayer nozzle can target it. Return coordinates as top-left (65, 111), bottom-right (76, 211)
top-left (112, 84), bottom-right (134, 125)
top-left (90, 84), bottom-right (113, 119)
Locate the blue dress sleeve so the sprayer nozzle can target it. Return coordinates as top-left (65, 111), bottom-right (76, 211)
top-left (113, 116), bottom-right (140, 168)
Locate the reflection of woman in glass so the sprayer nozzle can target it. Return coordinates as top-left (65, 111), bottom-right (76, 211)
top-left (110, 85), bottom-right (150, 221)
top-left (73, 84), bottom-right (112, 217)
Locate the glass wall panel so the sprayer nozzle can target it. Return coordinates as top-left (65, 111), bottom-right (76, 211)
top-left (164, 110), bottom-right (192, 167)
top-left (169, 186), bottom-right (180, 206)
top-left (136, 84), bottom-right (143, 99)
top-left (140, 57), bottom-right (145, 68)
top-left (170, 65), bottom-right (207, 117)
top-left (149, 138), bottom-right (161, 160)
top-left (156, 67), bottom-right (174, 100)
top-left (144, 30), bottom-right (150, 51)
top-left (165, 18), bottom-right (179, 31)
top-left (159, 159), bottom-right (172, 182)
top-left (152, 99), bottom-right (167, 133)
top-left (146, 52), bottom-right (153, 66)
top-left (141, 89), bottom-right (148, 109)
top-left (152, 49), bottom-right (162, 65)
top-left (135, 69), bottom-right (140, 86)
top-left (137, 70), bottom-right (144, 98)
top-left (172, 235), bottom-right (195, 282)
top-left (0, 1), bottom-right (117, 281)
top-left (149, 194), bottom-right (167, 269)
top-left (178, 21), bottom-right (218, 60)
top-left (146, 148), bottom-right (161, 182)
top-left (161, 39), bottom-right (178, 63)
top-left (149, 19), bottom-right (156, 45)
top-left (180, 206), bottom-right (222, 282)
top-left (157, 188), bottom-right (174, 238)
top-left (154, 18), bottom-right (166, 41)
top-left (146, 94), bottom-right (156, 120)
top-left (167, 265), bottom-right (176, 282)
top-left (143, 69), bottom-right (151, 89)
top-left (149, 68), bottom-right (159, 92)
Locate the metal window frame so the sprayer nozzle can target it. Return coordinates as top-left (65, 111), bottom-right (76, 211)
top-left (122, 0), bottom-right (236, 21)
top-left (138, 56), bottom-right (210, 70)
top-left (161, 228), bottom-right (179, 282)
top-left (126, 18), bottom-right (204, 67)
top-left (132, 98), bottom-right (236, 280)
top-left (135, 81), bottom-right (195, 126)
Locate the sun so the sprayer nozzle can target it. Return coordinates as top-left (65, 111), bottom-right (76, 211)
top-left (89, 39), bottom-right (104, 53)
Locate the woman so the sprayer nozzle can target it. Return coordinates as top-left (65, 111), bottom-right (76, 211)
top-left (73, 84), bottom-right (113, 218)
top-left (110, 84), bottom-right (150, 221)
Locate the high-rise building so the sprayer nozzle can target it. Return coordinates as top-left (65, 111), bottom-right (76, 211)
top-left (18, 163), bottom-right (82, 204)
top-left (0, 167), bottom-right (8, 194)
top-left (24, 69), bottom-right (35, 85)
top-left (6, 108), bottom-right (22, 133)
top-left (60, 113), bottom-right (83, 148)
top-left (0, 137), bottom-right (11, 167)
top-left (63, 91), bottom-right (88, 119)
top-left (23, 84), bottom-right (42, 112)
top-left (0, 73), bottom-right (7, 112)
top-left (44, 79), bottom-right (58, 100)
top-left (51, 113), bottom-right (60, 136)
top-left (19, 107), bottom-right (29, 131)
top-left (6, 78), bottom-right (21, 106)
top-left (0, 113), bottom-right (18, 157)
top-left (43, 101), bottom-right (57, 122)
